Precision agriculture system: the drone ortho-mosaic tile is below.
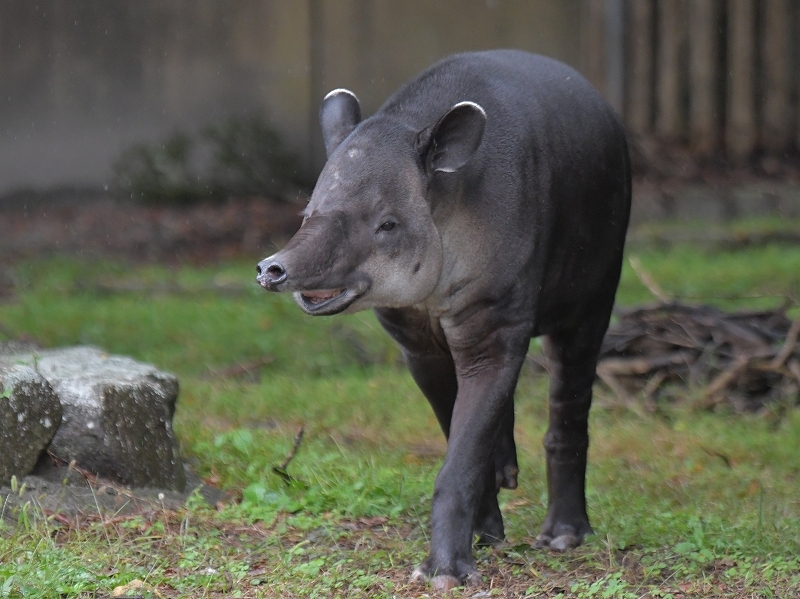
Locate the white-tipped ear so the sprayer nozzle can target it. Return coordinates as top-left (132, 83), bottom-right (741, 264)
top-left (320, 89), bottom-right (362, 157)
top-left (418, 101), bottom-right (486, 174)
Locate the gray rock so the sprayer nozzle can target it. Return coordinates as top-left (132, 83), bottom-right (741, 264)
top-left (0, 363), bottom-right (62, 485)
top-left (1, 347), bottom-right (186, 491)
top-left (0, 340), bottom-right (40, 355)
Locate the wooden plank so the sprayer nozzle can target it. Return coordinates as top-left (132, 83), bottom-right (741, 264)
top-left (308, 0), bottom-right (326, 175)
top-left (761, 0), bottom-right (791, 153)
top-left (688, 0), bottom-right (720, 155)
top-left (605, 0), bottom-right (626, 115)
top-left (581, 0), bottom-right (607, 96)
top-left (625, 0), bottom-right (654, 135)
top-left (726, 0), bottom-right (757, 159)
top-left (656, 0), bottom-right (685, 140)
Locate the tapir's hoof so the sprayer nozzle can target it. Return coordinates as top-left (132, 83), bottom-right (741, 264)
top-left (500, 464), bottom-right (519, 489)
top-left (534, 532), bottom-right (582, 552)
top-left (475, 531), bottom-right (505, 548)
top-left (475, 507), bottom-right (505, 548)
top-left (409, 567), bottom-right (427, 584)
top-left (410, 565), bottom-right (481, 590)
top-left (535, 518), bottom-right (593, 552)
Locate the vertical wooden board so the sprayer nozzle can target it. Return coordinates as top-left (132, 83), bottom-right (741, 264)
top-left (368, 0), bottom-right (506, 106)
top-left (656, 0), bottom-right (686, 141)
top-left (726, 0), bottom-right (757, 159)
top-left (500, 0), bottom-right (583, 70)
top-left (605, 0), bottom-right (626, 115)
top-left (317, 0), bottom-right (373, 98)
top-left (226, 2), bottom-right (312, 171)
top-left (798, 0), bottom-right (800, 152)
top-left (367, 0), bottom-right (582, 105)
top-left (308, 0), bottom-right (325, 173)
top-left (797, 0), bottom-right (800, 153)
top-left (688, 0), bottom-right (720, 155)
top-left (155, 0), bottom-right (238, 121)
top-left (580, 0), bottom-right (607, 96)
top-left (353, 0), bottom-right (377, 98)
top-left (626, 0), bottom-right (655, 136)
top-left (761, 0), bottom-right (791, 152)
top-left (310, 0), bottom-right (369, 173)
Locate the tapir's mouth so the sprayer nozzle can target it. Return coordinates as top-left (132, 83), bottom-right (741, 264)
top-left (300, 289), bottom-right (344, 304)
top-left (300, 288), bottom-right (344, 305)
top-left (294, 286), bottom-right (361, 315)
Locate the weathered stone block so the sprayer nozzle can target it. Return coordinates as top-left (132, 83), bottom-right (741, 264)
top-left (2, 347), bottom-right (185, 491)
top-left (0, 363), bottom-right (62, 485)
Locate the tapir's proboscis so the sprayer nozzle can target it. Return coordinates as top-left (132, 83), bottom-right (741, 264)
top-left (257, 50), bottom-right (631, 590)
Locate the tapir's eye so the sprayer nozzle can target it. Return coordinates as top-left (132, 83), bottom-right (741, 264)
top-left (378, 221), bottom-right (396, 232)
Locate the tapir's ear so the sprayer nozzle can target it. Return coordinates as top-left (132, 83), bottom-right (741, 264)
top-left (417, 101), bottom-right (486, 175)
top-left (320, 89), bottom-right (362, 157)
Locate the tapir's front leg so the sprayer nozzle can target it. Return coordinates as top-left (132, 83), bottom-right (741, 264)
top-left (412, 324), bottom-right (530, 590)
top-left (376, 308), bottom-right (518, 541)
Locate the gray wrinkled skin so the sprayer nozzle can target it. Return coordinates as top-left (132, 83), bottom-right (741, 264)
top-left (257, 50), bottom-right (631, 588)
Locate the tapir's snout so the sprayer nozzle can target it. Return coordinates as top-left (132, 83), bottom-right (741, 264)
top-left (256, 258), bottom-right (287, 290)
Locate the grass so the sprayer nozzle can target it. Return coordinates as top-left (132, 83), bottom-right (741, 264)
top-left (1, 222), bottom-right (800, 597)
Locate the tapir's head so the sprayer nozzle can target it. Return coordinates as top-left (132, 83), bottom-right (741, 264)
top-left (256, 89), bottom-right (485, 315)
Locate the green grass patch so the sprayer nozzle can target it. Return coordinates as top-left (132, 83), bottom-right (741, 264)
top-left (1, 234), bottom-right (800, 597)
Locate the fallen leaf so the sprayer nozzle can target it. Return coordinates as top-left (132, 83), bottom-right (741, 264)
top-left (111, 579), bottom-right (164, 598)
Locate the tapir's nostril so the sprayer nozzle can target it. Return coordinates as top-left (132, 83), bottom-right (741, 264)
top-left (256, 259), bottom-right (288, 288)
top-left (267, 264), bottom-right (286, 279)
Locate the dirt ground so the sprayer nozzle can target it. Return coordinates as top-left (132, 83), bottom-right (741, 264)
top-left (6, 131), bottom-right (800, 265)
top-left (2, 170), bottom-right (800, 270)
top-left (0, 187), bottom-right (304, 266)
top-left (0, 461), bottom-right (225, 524)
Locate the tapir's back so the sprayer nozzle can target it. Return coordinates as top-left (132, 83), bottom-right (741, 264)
top-left (380, 50), bottom-right (622, 164)
top-left (382, 51), bottom-right (595, 119)
top-left (380, 50), bottom-right (631, 329)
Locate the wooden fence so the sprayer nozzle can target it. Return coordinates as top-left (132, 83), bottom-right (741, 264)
top-left (581, 0), bottom-right (798, 160)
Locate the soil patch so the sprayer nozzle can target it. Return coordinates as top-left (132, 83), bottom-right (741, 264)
top-left (1, 457), bottom-right (225, 524)
top-left (0, 187), bottom-right (303, 264)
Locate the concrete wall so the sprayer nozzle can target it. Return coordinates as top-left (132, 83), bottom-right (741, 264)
top-left (0, 0), bottom-right (581, 194)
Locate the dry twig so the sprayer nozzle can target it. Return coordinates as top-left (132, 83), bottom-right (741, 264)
top-left (628, 255), bottom-right (671, 302)
top-left (770, 315), bottom-right (800, 369)
top-left (272, 426), bottom-right (305, 484)
top-left (207, 355), bottom-right (275, 379)
top-left (597, 302), bottom-right (800, 411)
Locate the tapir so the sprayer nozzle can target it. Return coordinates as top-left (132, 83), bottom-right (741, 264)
top-left (257, 49), bottom-right (631, 589)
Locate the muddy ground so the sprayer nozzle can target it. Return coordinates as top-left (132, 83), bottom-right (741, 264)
top-left (0, 187), bottom-right (304, 266)
top-left (0, 461), bottom-right (226, 524)
top-left (4, 153), bottom-right (800, 266)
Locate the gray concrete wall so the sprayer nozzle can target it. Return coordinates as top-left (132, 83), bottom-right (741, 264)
top-left (0, 0), bottom-right (581, 195)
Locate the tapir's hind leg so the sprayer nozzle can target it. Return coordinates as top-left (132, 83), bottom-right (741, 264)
top-left (494, 407), bottom-right (519, 490)
top-left (404, 352), bottom-right (457, 433)
top-left (535, 302), bottom-right (613, 551)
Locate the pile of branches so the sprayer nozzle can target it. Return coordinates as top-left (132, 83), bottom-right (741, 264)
top-left (597, 303), bottom-right (800, 412)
